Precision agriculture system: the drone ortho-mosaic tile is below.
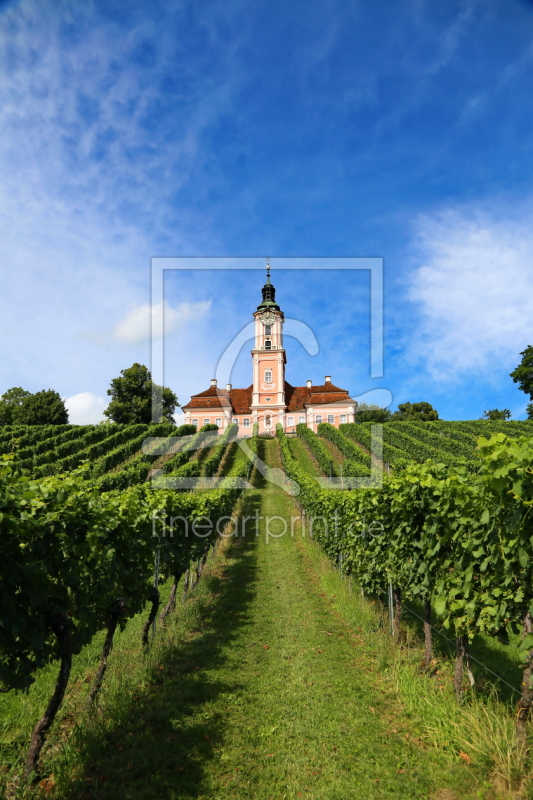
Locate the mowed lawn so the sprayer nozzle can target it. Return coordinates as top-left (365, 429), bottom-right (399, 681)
top-left (10, 438), bottom-right (481, 800)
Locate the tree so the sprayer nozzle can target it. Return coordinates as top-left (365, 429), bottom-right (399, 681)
top-left (355, 403), bottom-right (392, 423)
top-left (510, 345), bottom-right (533, 401)
top-left (103, 363), bottom-right (178, 424)
top-left (392, 401), bottom-right (439, 421)
top-left (527, 403), bottom-right (533, 421)
top-left (15, 390), bottom-right (69, 425)
top-left (482, 409), bottom-right (511, 420)
top-left (0, 387), bottom-right (32, 425)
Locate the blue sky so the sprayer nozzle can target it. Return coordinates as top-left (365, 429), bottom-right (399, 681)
top-left (1, 0), bottom-right (533, 422)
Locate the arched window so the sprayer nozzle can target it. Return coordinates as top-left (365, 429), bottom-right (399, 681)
top-left (264, 325), bottom-right (272, 335)
top-left (192, 418), bottom-right (198, 427)
top-left (327, 414), bottom-right (334, 424)
top-left (265, 369), bottom-right (272, 383)
top-left (265, 414), bottom-right (272, 428)
top-left (265, 339), bottom-right (272, 350)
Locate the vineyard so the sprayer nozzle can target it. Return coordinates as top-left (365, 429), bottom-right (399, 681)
top-left (1, 418), bottom-right (533, 797)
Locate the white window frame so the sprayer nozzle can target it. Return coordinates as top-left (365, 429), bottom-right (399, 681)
top-left (287, 416), bottom-right (294, 426)
top-left (315, 414), bottom-right (323, 424)
top-left (265, 340), bottom-right (271, 349)
top-left (264, 369), bottom-right (272, 383)
top-left (243, 418), bottom-right (250, 427)
top-left (204, 418), bottom-right (210, 425)
top-left (265, 414), bottom-right (272, 428)
top-left (340, 414), bottom-right (347, 424)
top-left (299, 415), bottom-right (305, 424)
top-left (232, 417), bottom-right (239, 425)
top-left (215, 418), bottom-right (222, 427)
top-left (327, 414), bottom-right (334, 424)
top-left (192, 418), bottom-right (199, 426)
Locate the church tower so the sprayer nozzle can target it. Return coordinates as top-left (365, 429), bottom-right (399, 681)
top-left (182, 261), bottom-right (356, 435)
top-left (250, 264), bottom-right (286, 431)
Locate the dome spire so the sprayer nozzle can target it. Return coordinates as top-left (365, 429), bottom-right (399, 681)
top-left (257, 257), bottom-right (280, 311)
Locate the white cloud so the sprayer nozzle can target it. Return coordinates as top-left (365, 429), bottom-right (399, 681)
top-left (0, 2), bottom-right (240, 396)
top-left (407, 206), bottom-right (533, 380)
top-left (113, 300), bottom-right (212, 344)
top-left (65, 392), bottom-right (107, 424)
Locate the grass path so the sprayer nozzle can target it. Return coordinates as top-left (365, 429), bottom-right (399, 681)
top-left (287, 437), bottom-right (321, 476)
top-left (43, 439), bottom-right (481, 800)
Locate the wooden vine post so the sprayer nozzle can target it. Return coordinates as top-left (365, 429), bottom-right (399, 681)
top-left (517, 611), bottom-right (533, 750)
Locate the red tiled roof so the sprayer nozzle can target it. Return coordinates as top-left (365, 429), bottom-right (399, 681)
top-left (182, 381), bottom-right (352, 414)
top-left (229, 386), bottom-right (253, 414)
top-left (192, 385), bottom-right (224, 398)
top-left (181, 386), bottom-right (231, 410)
top-left (308, 393), bottom-right (352, 405)
top-left (309, 383), bottom-right (347, 394)
top-left (285, 381), bottom-right (351, 410)
top-left (285, 382), bottom-right (309, 411)
top-left (181, 385), bottom-right (253, 414)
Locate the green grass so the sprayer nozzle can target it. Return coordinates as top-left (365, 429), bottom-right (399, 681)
top-left (287, 437), bottom-right (321, 477)
top-left (0, 438), bottom-right (510, 799)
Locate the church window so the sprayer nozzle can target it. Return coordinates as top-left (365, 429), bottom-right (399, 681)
top-left (316, 414), bottom-right (322, 424)
top-left (265, 369), bottom-right (272, 383)
top-left (265, 340), bottom-right (272, 350)
top-left (265, 414), bottom-right (272, 428)
top-left (243, 418), bottom-right (250, 427)
top-left (327, 414), bottom-right (334, 424)
top-left (265, 325), bottom-right (272, 335)
top-left (215, 418), bottom-right (222, 427)
top-left (299, 415), bottom-right (305, 424)
top-left (340, 414), bottom-right (347, 424)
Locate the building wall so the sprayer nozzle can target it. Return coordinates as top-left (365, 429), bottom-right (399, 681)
top-left (184, 402), bottom-right (355, 435)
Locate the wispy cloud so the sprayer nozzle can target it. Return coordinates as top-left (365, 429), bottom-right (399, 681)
top-left (114, 300), bottom-right (211, 344)
top-left (407, 203), bottom-right (533, 380)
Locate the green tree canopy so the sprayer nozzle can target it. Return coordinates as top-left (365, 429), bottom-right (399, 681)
top-left (103, 363), bottom-right (178, 424)
top-left (0, 387), bottom-right (32, 425)
top-left (510, 345), bottom-right (533, 400)
top-left (355, 403), bottom-right (392, 423)
top-left (392, 401), bottom-right (439, 421)
top-left (15, 390), bottom-right (69, 425)
top-left (482, 408), bottom-right (511, 420)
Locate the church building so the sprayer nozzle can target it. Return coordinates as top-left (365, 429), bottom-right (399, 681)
top-left (182, 267), bottom-right (357, 435)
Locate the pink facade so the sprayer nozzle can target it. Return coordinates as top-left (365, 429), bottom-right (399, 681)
top-left (182, 269), bottom-right (356, 434)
